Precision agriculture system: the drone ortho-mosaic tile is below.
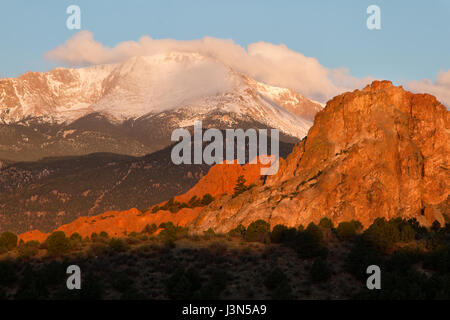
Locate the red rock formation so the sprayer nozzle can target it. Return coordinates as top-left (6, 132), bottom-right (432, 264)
top-left (18, 230), bottom-right (48, 243)
top-left (174, 161), bottom-right (264, 203)
top-left (17, 161), bottom-right (264, 241)
top-left (189, 81), bottom-right (449, 232)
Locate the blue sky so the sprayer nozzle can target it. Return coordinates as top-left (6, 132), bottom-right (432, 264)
top-left (1, 0), bottom-right (449, 84)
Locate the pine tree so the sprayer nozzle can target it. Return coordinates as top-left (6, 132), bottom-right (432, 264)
top-left (233, 175), bottom-right (247, 197)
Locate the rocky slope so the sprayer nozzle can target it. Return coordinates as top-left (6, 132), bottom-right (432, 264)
top-left (189, 81), bottom-right (449, 232)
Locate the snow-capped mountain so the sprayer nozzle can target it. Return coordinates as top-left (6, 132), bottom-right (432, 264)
top-left (0, 52), bottom-right (323, 161)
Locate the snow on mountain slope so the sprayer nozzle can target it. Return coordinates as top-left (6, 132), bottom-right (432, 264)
top-left (0, 52), bottom-right (322, 138)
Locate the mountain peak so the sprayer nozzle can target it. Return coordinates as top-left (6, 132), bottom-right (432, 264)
top-left (0, 55), bottom-right (322, 139)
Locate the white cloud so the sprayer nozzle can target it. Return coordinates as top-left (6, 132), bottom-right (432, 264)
top-left (406, 70), bottom-right (450, 107)
top-left (45, 31), bottom-right (375, 103)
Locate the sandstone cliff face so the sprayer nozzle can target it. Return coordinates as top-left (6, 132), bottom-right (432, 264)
top-left (189, 81), bottom-right (449, 233)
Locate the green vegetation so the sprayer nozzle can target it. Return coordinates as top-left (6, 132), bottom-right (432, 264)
top-left (319, 217), bottom-right (334, 229)
top-left (270, 224), bottom-right (288, 243)
top-left (245, 220), bottom-right (270, 242)
top-left (228, 224), bottom-right (246, 238)
top-left (151, 194), bottom-right (215, 214)
top-left (17, 241), bottom-right (40, 260)
top-left (108, 238), bottom-right (128, 253)
top-left (46, 231), bottom-right (71, 256)
top-left (336, 220), bottom-right (363, 240)
top-left (233, 175), bottom-right (250, 198)
top-left (1, 215), bottom-right (449, 300)
top-left (0, 232), bottom-right (18, 253)
top-left (362, 217), bottom-right (415, 251)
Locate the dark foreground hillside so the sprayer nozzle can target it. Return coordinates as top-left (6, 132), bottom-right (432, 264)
top-left (1, 216), bottom-right (449, 300)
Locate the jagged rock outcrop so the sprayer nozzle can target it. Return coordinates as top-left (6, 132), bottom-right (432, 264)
top-left (19, 207), bottom-right (203, 242)
top-left (174, 161), bottom-right (263, 203)
top-left (189, 81), bottom-right (449, 233)
top-left (18, 161), bottom-right (263, 240)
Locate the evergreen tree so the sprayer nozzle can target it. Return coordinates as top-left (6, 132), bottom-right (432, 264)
top-left (233, 175), bottom-right (247, 197)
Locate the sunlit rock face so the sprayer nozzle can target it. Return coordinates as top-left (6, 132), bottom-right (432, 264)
top-left (189, 81), bottom-right (449, 233)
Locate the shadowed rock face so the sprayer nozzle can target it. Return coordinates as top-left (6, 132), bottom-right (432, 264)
top-left (189, 81), bottom-right (449, 233)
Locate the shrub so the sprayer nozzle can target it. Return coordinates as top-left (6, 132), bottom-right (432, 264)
top-left (70, 233), bottom-right (82, 242)
top-left (188, 196), bottom-right (201, 207)
top-left (46, 231), bottom-right (71, 256)
top-left (91, 232), bottom-right (99, 242)
top-left (109, 238), bottom-right (128, 253)
top-left (399, 224), bottom-right (416, 242)
top-left (159, 222), bottom-right (188, 241)
top-left (363, 218), bottom-right (400, 251)
top-left (0, 232), bottom-right (18, 252)
top-left (228, 224), bottom-right (245, 238)
top-left (407, 218), bottom-right (428, 237)
top-left (89, 242), bottom-right (109, 256)
top-left (99, 231), bottom-right (109, 239)
top-left (281, 227), bottom-right (298, 244)
top-left (319, 217), bottom-right (334, 229)
top-left (201, 193), bottom-right (214, 206)
top-left (245, 220), bottom-right (270, 242)
top-left (291, 231), bottom-right (328, 259)
top-left (142, 224), bottom-right (157, 234)
top-left (337, 221), bottom-right (358, 240)
top-left (69, 233), bottom-right (83, 250)
top-left (431, 220), bottom-right (441, 232)
top-left (310, 258), bottom-right (332, 283)
top-left (305, 222), bottom-right (323, 242)
top-left (270, 224), bottom-right (288, 243)
top-left (18, 241), bottom-right (39, 260)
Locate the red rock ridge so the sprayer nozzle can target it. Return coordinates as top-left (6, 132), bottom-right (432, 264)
top-left (18, 160), bottom-right (264, 241)
top-left (188, 81), bottom-right (449, 233)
